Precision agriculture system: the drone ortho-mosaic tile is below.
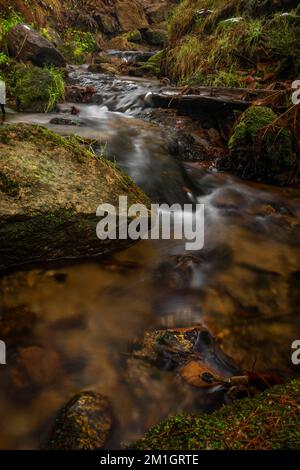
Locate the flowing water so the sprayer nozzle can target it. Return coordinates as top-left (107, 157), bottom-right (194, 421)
top-left (1, 67), bottom-right (300, 449)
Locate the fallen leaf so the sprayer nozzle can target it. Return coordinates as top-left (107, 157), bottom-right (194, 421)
top-left (180, 360), bottom-right (220, 388)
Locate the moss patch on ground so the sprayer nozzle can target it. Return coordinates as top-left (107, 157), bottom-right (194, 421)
top-left (133, 379), bottom-right (300, 450)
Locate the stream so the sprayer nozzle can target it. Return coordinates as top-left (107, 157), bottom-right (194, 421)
top-left (1, 66), bottom-right (300, 449)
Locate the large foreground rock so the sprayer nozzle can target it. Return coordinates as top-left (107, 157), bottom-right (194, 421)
top-left (7, 24), bottom-right (65, 67)
top-left (0, 124), bottom-right (150, 272)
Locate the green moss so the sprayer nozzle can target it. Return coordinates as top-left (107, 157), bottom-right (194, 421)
top-left (10, 64), bottom-right (65, 112)
top-left (133, 380), bottom-right (300, 450)
top-left (140, 51), bottom-right (164, 76)
top-left (126, 30), bottom-right (142, 43)
top-left (228, 106), bottom-right (296, 179)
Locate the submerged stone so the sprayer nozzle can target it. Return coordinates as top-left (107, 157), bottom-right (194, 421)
top-left (47, 391), bottom-right (113, 450)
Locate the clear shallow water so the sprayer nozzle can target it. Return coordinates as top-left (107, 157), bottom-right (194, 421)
top-left (1, 69), bottom-right (300, 449)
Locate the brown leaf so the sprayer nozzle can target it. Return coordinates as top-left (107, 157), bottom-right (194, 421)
top-left (180, 360), bottom-right (220, 388)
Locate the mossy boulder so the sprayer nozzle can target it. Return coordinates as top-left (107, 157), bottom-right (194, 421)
top-left (0, 124), bottom-right (150, 272)
top-left (127, 29), bottom-right (142, 43)
top-left (133, 379), bottom-right (300, 450)
top-left (139, 50), bottom-right (163, 76)
top-left (228, 106), bottom-right (296, 182)
top-left (12, 64), bottom-right (64, 112)
top-left (47, 391), bottom-right (113, 450)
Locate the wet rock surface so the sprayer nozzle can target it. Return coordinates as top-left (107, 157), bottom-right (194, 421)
top-left (47, 392), bottom-right (113, 450)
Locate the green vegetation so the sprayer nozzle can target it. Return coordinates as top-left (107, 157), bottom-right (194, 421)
top-left (0, 51), bottom-right (10, 65)
top-left (228, 106), bottom-right (296, 180)
top-left (140, 51), bottom-right (164, 76)
top-left (0, 9), bottom-right (24, 56)
top-left (44, 65), bottom-right (65, 111)
top-left (163, 0), bottom-right (300, 86)
top-left (126, 30), bottom-right (142, 43)
top-left (0, 9), bottom-right (23, 36)
top-left (133, 380), bottom-right (300, 450)
top-left (9, 64), bottom-right (65, 112)
top-left (40, 27), bottom-right (53, 42)
top-left (58, 29), bottom-right (97, 64)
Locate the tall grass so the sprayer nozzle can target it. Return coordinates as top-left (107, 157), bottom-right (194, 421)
top-left (45, 66), bottom-right (65, 112)
top-left (163, 0), bottom-right (300, 86)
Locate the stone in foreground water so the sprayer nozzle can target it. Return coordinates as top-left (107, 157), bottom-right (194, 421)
top-left (47, 391), bottom-right (113, 450)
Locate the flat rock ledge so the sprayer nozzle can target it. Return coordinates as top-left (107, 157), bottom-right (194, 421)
top-left (0, 124), bottom-right (150, 272)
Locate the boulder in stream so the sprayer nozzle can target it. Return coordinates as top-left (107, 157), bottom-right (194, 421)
top-left (0, 124), bottom-right (150, 273)
top-left (226, 106), bottom-right (297, 183)
top-left (7, 24), bottom-right (65, 67)
top-left (47, 391), bottom-right (113, 450)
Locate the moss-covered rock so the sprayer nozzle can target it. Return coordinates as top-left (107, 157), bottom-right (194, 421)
top-left (127, 29), bottom-right (142, 43)
top-left (11, 64), bottom-right (65, 112)
top-left (228, 106), bottom-right (296, 182)
top-left (0, 124), bottom-right (150, 272)
top-left (140, 50), bottom-right (163, 75)
top-left (133, 379), bottom-right (300, 450)
top-left (47, 391), bottom-right (113, 450)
